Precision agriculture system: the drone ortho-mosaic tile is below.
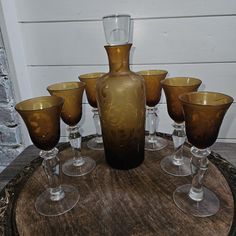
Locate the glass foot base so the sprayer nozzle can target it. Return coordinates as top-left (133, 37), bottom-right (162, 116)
top-left (62, 157), bottom-right (96, 177)
top-left (87, 137), bottom-right (104, 151)
top-left (160, 155), bottom-right (191, 176)
top-left (35, 185), bottom-right (79, 216)
top-left (173, 184), bottom-right (220, 217)
top-left (145, 135), bottom-right (168, 151)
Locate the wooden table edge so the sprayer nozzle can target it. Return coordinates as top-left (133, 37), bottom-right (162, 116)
top-left (0, 133), bottom-right (235, 235)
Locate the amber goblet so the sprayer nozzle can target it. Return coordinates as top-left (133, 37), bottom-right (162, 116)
top-left (15, 96), bottom-right (79, 216)
top-left (138, 70), bottom-right (168, 151)
top-left (79, 72), bottom-right (105, 150)
top-left (47, 82), bottom-right (96, 177)
top-left (174, 91), bottom-right (233, 217)
top-left (160, 77), bottom-right (202, 176)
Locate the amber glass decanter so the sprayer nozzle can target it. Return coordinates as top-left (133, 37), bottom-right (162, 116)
top-left (96, 43), bottom-right (146, 170)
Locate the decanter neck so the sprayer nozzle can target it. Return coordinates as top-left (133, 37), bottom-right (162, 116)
top-left (105, 44), bottom-right (131, 73)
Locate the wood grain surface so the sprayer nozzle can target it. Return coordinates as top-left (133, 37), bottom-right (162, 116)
top-left (8, 136), bottom-right (234, 236)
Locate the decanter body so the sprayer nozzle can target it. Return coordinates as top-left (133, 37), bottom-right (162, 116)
top-left (96, 44), bottom-right (146, 170)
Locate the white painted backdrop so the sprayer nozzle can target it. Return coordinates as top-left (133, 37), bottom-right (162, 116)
top-left (0, 0), bottom-right (236, 145)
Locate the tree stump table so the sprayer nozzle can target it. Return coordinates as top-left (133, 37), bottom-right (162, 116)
top-left (1, 134), bottom-right (236, 235)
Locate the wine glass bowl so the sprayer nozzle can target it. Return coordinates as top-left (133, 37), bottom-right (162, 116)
top-left (173, 91), bottom-right (233, 217)
top-left (180, 92), bottom-right (233, 149)
top-left (139, 70), bottom-right (168, 107)
top-left (47, 81), bottom-right (96, 177)
top-left (15, 96), bottom-right (62, 150)
top-left (138, 70), bottom-right (168, 151)
top-left (79, 72), bottom-right (105, 150)
top-left (161, 77), bottom-right (202, 123)
top-left (15, 96), bottom-right (79, 216)
top-left (160, 77), bottom-right (202, 176)
top-left (47, 82), bottom-right (84, 126)
top-left (79, 72), bottom-right (105, 108)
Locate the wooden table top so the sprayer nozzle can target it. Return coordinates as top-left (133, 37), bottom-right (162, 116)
top-left (0, 134), bottom-right (236, 235)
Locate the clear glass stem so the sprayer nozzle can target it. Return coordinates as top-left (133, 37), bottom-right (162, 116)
top-left (68, 125), bottom-right (85, 167)
top-left (40, 148), bottom-right (65, 201)
top-left (189, 147), bottom-right (211, 201)
top-left (147, 106), bottom-right (158, 139)
top-left (92, 108), bottom-right (103, 144)
top-left (172, 122), bottom-right (186, 165)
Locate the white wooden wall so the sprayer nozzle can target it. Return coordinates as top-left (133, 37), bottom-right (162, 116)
top-left (0, 31), bottom-right (3, 47)
top-left (0, 0), bottom-right (236, 145)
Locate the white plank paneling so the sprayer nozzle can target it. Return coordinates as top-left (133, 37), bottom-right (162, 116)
top-left (0, 30), bottom-right (3, 47)
top-left (20, 16), bottom-right (236, 65)
top-left (0, 1), bottom-right (32, 100)
top-left (0, 0), bottom-right (32, 147)
top-left (28, 65), bottom-right (109, 99)
top-left (15, 0), bottom-right (236, 22)
top-left (2, 0), bottom-right (235, 143)
top-left (28, 63), bottom-right (236, 101)
top-left (29, 63), bottom-right (236, 141)
top-left (219, 103), bottom-right (236, 140)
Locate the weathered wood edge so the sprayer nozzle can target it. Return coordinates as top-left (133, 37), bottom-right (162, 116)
top-left (2, 157), bottom-right (41, 236)
top-left (0, 134), bottom-right (235, 236)
top-left (207, 151), bottom-right (236, 236)
top-left (0, 136), bottom-right (92, 236)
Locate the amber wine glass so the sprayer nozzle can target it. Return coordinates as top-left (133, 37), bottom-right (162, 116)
top-left (138, 70), bottom-right (168, 151)
top-left (160, 77), bottom-right (202, 176)
top-left (174, 91), bottom-right (233, 217)
top-left (79, 72), bottom-right (105, 150)
top-left (47, 82), bottom-right (96, 177)
top-left (15, 96), bottom-right (79, 216)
